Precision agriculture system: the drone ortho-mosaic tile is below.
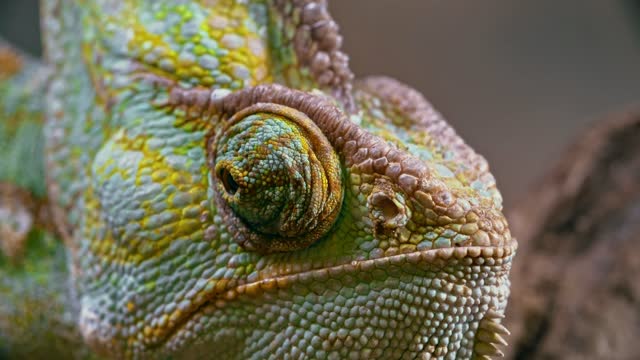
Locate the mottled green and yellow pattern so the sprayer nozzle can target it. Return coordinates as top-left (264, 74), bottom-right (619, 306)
top-left (1, 1), bottom-right (515, 359)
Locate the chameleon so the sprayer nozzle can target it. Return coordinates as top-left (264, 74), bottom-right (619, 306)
top-left (0, 0), bottom-right (516, 359)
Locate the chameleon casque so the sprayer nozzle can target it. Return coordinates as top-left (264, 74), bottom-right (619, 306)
top-left (0, 0), bottom-right (516, 359)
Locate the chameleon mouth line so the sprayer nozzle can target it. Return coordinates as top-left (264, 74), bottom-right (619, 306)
top-left (155, 240), bottom-right (517, 349)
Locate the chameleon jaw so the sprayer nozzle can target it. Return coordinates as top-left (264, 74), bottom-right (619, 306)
top-left (150, 240), bottom-right (517, 356)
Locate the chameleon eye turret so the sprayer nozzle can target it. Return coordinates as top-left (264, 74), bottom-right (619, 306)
top-left (212, 103), bottom-right (343, 253)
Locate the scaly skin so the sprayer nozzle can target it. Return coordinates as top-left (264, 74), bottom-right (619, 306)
top-left (0, 1), bottom-right (516, 359)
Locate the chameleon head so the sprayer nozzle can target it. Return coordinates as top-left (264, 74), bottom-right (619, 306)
top-left (211, 102), bottom-right (343, 253)
top-left (39, 0), bottom-right (516, 358)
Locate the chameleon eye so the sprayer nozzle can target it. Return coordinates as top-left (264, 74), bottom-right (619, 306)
top-left (218, 167), bottom-right (239, 195)
top-left (212, 103), bottom-right (343, 253)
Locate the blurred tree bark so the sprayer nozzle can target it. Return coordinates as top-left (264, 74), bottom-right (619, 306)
top-left (505, 108), bottom-right (640, 359)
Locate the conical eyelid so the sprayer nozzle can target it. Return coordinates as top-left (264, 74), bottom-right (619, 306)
top-left (213, 102), bottom-right (343, 225)
top-left (209, 100), bottom-right (343, 254)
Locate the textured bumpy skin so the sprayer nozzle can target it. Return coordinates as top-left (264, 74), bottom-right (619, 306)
top-left (0, 1), bottom-right (516, 359)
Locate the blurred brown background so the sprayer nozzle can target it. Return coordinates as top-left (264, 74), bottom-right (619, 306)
top-left (2, 0), bottom-right (639, 209)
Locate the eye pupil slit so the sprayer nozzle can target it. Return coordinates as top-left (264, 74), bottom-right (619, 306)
top-left (219, 168), bottom-right (239, 195)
